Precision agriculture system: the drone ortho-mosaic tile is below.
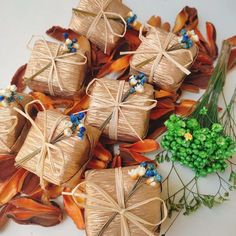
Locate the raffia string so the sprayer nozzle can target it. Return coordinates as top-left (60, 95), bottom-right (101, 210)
top-left (14, 100), bottom-right (66, 188)
top-left (83, 79), bottom-right (157, 141)
top-left (121, 26), bottom-right (193, 84)
top-left (75, 0), bottom-right (127, 54)
top-left (63, 167), bottom-right (168, 236)
top-left (0, 115), bottom-right (18, 153)
top-left (25, 35), bottom-right (87, 96)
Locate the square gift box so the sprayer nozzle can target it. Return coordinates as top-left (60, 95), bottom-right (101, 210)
top-left (129, 27), bottom-right (198, 92)
top-left (85, 78), bottom-right (156, 142)
top-left (24, 36), bottom-right (88, 98)
top-left (16, 108), bottom-right (101, 186)
top-left (69, 0), bottom-right (131, 54)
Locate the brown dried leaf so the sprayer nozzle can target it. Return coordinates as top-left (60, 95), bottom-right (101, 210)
top-left (11, 64), bottom-right (27, 92)
top-left (0, 155), bottom-right (17, 183)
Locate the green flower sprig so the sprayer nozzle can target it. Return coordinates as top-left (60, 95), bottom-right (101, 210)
top-left (161, 114), bottom-right (236, 177)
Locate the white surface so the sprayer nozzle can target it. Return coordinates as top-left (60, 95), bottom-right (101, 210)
top-left (0, 0), bottom-right (236, 236)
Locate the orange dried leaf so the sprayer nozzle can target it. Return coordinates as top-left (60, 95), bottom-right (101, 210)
top-left (97, 55), bottom-right (131, 78)
top-left (162, 22), bottom-right (171, 32)
top-left (150, 108), bottom-right (174, 120)
top-left (147, 126), bottom-right (167, 140)
top-left (175, 99), bottom-right (196, 116)
top-left (87, 158), bottom-right (107, 169)
top-left (180, 83), bottom-right (200, 93)
top-left (155, 90), bottom-right (177, 100)
top-left (0, 155), bottom-right (17, 182)
top-left (206, 22), bottom-right (218, 60)
top-left (63, 192), bottom-right (85, 230)
top-left (11, 64), bottom-right (27, 92)
top-left (111, 155), bottom-right (122, 168)
top-left (7, 198), bottom-right (62, 227)
top-left (0, 169), bottom-right (28, 206)
top-left (228, 48), bottom-right (236, 70)
top-left (120, 139), bottom-right (159, 153)
top-left (30, 92), bottom-right (54, 109)
top-left (64, 94), bottom-right (90, 115)
top-left (227, 35), bottom-right (236, 46)
top-left (147, 16), bottom-right (161, 28)
top-left (93, 143), bottom-right (112, 162)
top-left (173, 6), bottom-right (198, 33)
top-left (0, 205), bottom-right (8, 229)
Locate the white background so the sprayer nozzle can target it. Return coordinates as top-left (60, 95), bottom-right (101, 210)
top-left (0, 0), bottom-right (236, 236)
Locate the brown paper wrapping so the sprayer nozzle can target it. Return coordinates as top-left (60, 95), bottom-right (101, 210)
top-left (85, 166), bottom-right (162, 236)
top-left (0, 94), bottom-right (32, 154)
top-left (16, 110), bottom-right (101, 186)
top-left (69, 0), bottom-right (131, 54)
top-left (130, 27), bottom-right (198, 92)
top-left (85, 78), bottom-right (155, 142)
top-left (25, 39), bottom-right (88, 98)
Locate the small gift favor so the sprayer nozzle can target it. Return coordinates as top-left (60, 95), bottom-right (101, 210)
top-left (15, 100), bottom-right (101, 187)
top-left (24, 35), bottom-right (88, 98)
top-left (0, 85), bottom-right (32, 154)
top-left (69, 0), bottom-right (131, 54)
top-left (125, 27), bottom-right (198, 92)
top-left (64, 164), bottom-right (167, 236)
top-left (85, 77), bottom-right (157, 142)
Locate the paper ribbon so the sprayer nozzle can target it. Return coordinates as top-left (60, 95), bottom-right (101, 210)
top-left (14, 100), bottom-right (66, 187)
top-left (84, 78), bottom-right (157, 141)
top-left (63, 167), bottom-right (168, 236)
top-left (75, 0), bottom-right (127, 54)
top-left (121, 26), bottom-right (193, 83)
top-left (25, 35), bottom-right (87, 96)
top-left (0, 113), bottom-right (18, 153)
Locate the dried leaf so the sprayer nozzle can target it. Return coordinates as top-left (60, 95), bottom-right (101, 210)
top-left (6, 198), bottom-right (62, 227)
top-left (228, 48), bottom-right (236, 70)
top-left (30, 92), bottom-right (54, 109)
top-left (63, 191), bottom-right (85, 230)
top-left (206, 22), bottom-right (218, 60)
top-left (111, 155), bottom-right (122, 168)
top-left (11, 64), bottom-right (27, 92)
top-left (0, 155), bottom-right (17, 183)
top-left (93, 143), bottom-right (112, 162)
top-left (120, 139), bottom-right (159, 153)
top-left (21, 173), bottom-right (40, 197)
top-left (175, 99), bottom-right (196, 116)
top-left (97, 55), bottom-right (131, 78)
top-left (147, 125), bottom-right (167, 140)
top-left (0, 169), bottom-right (28, 206)
top-left (150, 108), bottom-right (174, 120)
top-left (173, 6), bottom-right (198, 33)
top-left (64, 94), bottom-right (90, 115)
top-left (87, 158), bottom-right (107, 169)
top-left (120, 148), bottom-right (153, 166)
top-left (0, 206), bottom-right (9, 229)
top-left (227, 35), bottom-right (236, 46)
top-left (180, 83), bottom-right (200, 93)
top-left (124, 29), bottom-right (141, 50)
top-left (162, 22), bottom-right (171, 32)
top-left (155, 90), bottom-right (178, 100)
top-left (147, 16), bottom-right (161, 28)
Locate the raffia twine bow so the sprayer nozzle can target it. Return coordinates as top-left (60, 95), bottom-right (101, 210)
top-left (25, 35), bottom-right (87, 96)
top-left (14, 100), bottom-right (66, 188)
top-left (84, 78), bottom-right (157, 141)
top-left (0, 113), bottom-right (18, 153)
top-left (63, 167), bottom-right (167, 236)
top-left (75, 0), bottom-right (127, 54)
top-left (121, 26), bottom-right (193, 84)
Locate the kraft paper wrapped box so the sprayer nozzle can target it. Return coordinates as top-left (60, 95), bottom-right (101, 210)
top-left (0, 93), bottom-right (32, 154)
top-left (69, 0), bottom-right (131, 54)
top-left (85, 78), bottom-right (157, 142)
top-left (128, 27), bottom-right (198, 92)
top-left (81, 166), bottom-right (166, 236)
top-left (24, 36), bottom-right (89, 98)
top-left (15, 105), bottom-right (101, 187)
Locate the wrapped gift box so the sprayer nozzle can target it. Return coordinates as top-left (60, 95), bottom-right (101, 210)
top-left (69, 0), bottom-right (131, 54)
top-left (24, 38), bottom-right (88, 98)
top-left (85, 78), bottom-right (156, 142)
top-left (16, 109), bottom-right (101, 186)
top-left (129, 27), bottom-right (198, 92)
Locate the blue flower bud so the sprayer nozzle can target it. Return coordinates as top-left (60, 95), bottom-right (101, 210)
top-left (77, 132), bottom-right (84, 138)
top-left (70, 47), bottom-right (77, 53)
top-left (72, 38), bottom-right (78, 43)
top-left (70, 114), bottom-right (78, 123)
top-left (0, 95), bottom-right (5, 101)
top-left (79, 126), bottom-right (86, 133)
top-left (63, 32), bottom-right (69, 39)
top-left (140, 162), bottom-right (147, 167)
top-left (77, 112), bottom-right (85, 120)
top-left (145, 170), bottom-right (155, 177)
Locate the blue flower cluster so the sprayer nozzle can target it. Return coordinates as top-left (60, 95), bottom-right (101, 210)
top-left (70, 112), bottom-right (86, 140)
top-left (140, 162), bottom-right (163, 182)
top-left (126, 12), bottom-right (137, 29)
top-left (63, 33), bottom-right (79, 53)
top-left (129, 73), bottom-right (147, 94)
